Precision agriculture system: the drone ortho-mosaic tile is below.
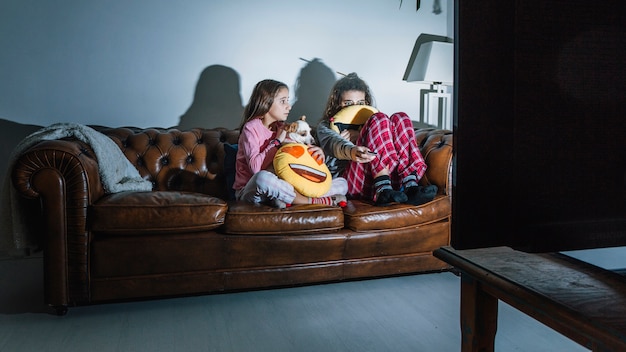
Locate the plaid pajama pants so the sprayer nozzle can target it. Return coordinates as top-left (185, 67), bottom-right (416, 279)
top-left (344, 112), bottom-right (427, 201)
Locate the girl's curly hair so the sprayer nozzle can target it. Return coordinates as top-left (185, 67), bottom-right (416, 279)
top-left (321, 72), bottom-right (374, 123)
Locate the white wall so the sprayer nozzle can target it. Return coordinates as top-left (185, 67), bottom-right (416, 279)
top-left (0, 0), bottom-right (450, 129)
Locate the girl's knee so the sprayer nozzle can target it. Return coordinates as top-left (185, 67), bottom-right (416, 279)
top-left (390, 112), bottom-right (411, 124)
top-left (255, 170), bottom-right (275, 184)
top-left (369, 111), bottom-right (389, 122)
top-left (364, 112), bottom-right (391, 130)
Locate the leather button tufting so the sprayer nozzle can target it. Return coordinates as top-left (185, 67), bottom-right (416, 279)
top-left (186, 155), bottom-right (194, 164)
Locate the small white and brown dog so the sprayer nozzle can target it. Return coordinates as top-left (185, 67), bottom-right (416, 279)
top-left (283, 116), bottom-right (315, 145)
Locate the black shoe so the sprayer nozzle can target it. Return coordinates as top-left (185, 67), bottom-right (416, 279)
top-left (375, 189), bottom-right (408, 206)
top-left (404, 185), bottom-right (438, 206)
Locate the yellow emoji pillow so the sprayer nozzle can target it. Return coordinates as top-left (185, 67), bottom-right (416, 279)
top-left (330, 105), bottom-right (378, 133)
top-left (273, 143), bottom-right (332, 197)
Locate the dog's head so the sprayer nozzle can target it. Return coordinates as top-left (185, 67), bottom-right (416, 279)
top-left (285, 116), bottom-right (315, 145)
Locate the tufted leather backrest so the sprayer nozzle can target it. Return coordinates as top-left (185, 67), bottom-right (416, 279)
top-left (93, 126), bottom-right (240, 198)
top-left (414, 128), bottom-right (454, 196)
top-left (91, 126), bottom-right (452, 200)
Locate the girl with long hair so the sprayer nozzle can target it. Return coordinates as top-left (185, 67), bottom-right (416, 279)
top-left (233, 79), bottom-right (347, 208)
top-left (316, 73), bottom-right (436, 206)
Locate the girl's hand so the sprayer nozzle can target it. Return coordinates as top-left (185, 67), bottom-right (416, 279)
top-left (275, 128), bottom-right (287, 143)
top-left (340, 129), bottom-right (359, 143)
top-left (350, 146), bottom-right (376, 163)
top-left (307, 145), bottom-right (325, 164)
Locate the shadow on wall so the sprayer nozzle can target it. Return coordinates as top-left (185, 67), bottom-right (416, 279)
top-left (177, 65), bottom-right (245, 130)
top-left (289, 58), bottom-right (337, 126)
top-left (177, 60), bottom-right (338, 130)
top-left (0, 59), bottom-right (338, 186)
top-left (0, 119), bottom-right (42, 187)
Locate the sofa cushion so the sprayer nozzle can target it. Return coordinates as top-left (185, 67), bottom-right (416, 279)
top-left (224, 143), bottom-right (238, 201)
top-left (90, 191), bottom-right (227, 235)
top-left (342, 196), bottom-right (451, 232)
top-left (223, 202), bottom-right (344, 235)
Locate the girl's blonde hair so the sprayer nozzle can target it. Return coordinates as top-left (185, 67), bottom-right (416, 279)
top-left (239, 79), bottom-right (289, 130)
top-left (321, 72), bottom-right (374, 123)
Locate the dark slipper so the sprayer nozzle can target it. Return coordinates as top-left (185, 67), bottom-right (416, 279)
top-left (375, 189), bottom-right (408, 206)
top-left (404, 185), bottom-right (438, 206)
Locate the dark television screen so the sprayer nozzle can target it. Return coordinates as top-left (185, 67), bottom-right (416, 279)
top-left (452, 0), bottom-right (626, 252)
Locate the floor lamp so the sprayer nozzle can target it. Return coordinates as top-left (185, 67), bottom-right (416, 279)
top-left (403, 37), bottom-right (453, 130)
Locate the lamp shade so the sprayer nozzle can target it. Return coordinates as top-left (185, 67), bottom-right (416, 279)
top-left (403, 40), bottom-right (453, 85)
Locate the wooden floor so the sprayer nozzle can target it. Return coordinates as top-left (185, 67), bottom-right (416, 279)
top-left (0, 256), bottom-right (589, 352)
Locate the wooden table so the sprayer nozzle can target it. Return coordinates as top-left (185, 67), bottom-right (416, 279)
top-left (433, 246), bottom-right (626, 352)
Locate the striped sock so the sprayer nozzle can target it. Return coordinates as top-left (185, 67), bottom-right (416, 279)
top-left (373, 175), bottom-right (407, 205)
top-left (373, 175), bottom-right (393, 196)
top-left (310, 194), bottom-right (347, 207)
top-left (402, 173), bottom-right (419, 190)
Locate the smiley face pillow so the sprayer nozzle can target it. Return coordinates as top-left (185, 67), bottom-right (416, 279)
top-left (273, 143), bottom-right (332, 197)
top-left (330, 105), bottom-right (379, 133)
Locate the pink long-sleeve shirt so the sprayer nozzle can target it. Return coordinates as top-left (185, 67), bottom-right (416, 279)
top-left (233, 118), bottom-right (279, 191)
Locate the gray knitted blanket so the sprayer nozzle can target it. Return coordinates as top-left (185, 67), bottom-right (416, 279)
top-left (0, 122), bottom-right (152, 255)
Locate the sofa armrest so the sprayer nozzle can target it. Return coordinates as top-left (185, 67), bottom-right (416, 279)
top-left (11, 138), bottom-right (105, 310)
top-left (415, 129), bottom-right (453, 196)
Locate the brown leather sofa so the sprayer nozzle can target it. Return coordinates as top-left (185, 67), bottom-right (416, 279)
top-left (11, 125), bottom-right (453, 315)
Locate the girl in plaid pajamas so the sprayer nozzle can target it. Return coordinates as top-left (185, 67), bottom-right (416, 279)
top-left (316, 73), bottom-right (437, 206)
top-left (233, 79), bottom-right (348, 208)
